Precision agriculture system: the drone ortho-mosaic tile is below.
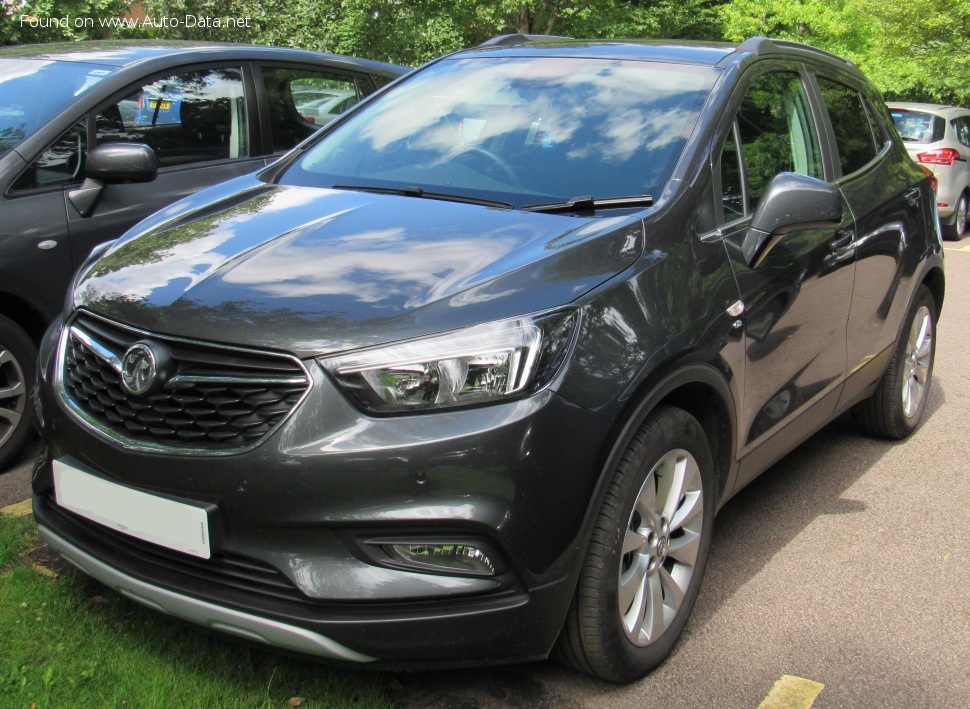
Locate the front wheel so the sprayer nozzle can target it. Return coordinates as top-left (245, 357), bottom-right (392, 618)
top-left (854, 285), bottom-right (936, 439)
top-left (0, 314), bottom-right (37, 472)
top-left (554, 406), bottom-right (715, 682)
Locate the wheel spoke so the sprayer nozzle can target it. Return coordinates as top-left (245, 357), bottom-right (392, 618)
top-left (635, 470), bottom-right (658, 520)
top-left (659, 565), bottom-right (686, 613)
top-left (670, 489), bottom-right (702, 531)
top-left (666, 528), bottom-right (701, 566)
top-left (641, 572), bottom-right (665, 643)
top-left (0, 349), bottom-right (12, 365)
top-left (0, 381), bottom-right (25, 400)
top-left (618, 555), bottom-right (648, 616)
top-left (0, 407), bottom-right (22, 426)
top-left (660, 453), bottom-right (688, 522)
top-left (623, 528), bottom-right (647, 555)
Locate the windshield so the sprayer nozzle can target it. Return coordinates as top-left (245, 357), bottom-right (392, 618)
top-left (281, 56), bottom-right (716, 210)
top-left (0, 59), bottom-right (116, 156)
top-left (891, 109), bottom-right (945, 144)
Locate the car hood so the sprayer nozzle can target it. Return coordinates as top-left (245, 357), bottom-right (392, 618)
top-left (74, 177), bottom-right (643, 358)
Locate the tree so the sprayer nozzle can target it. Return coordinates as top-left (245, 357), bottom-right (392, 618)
top-left (1, 0), bottom-right (133, 44)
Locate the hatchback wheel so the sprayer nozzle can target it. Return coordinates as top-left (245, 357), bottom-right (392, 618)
top-left (854, 286), bottom-right (936, 439)
top-left (555, 406), bottom-right (714, 682)
top-left (0, 315), bottom-right (36, 472)
top-left (943, 193), bottom-right (968, 240)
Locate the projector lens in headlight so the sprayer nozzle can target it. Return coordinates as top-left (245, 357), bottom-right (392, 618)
top-left (319, 310), bottom-right (577, 413)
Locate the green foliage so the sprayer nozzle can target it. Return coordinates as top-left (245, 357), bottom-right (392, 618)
top-left (722, 0), bottom-right (970, 105)
top-left (1, 0), bottom-right (133, 44)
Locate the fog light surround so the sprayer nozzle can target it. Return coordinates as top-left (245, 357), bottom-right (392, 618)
top-left (383, 542), bottom-right (497, 576)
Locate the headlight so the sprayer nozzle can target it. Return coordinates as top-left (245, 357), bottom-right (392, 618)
top-left (319, 310), bottom-right (578, 413)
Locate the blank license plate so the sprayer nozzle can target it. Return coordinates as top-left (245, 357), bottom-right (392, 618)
top-left (53, 460), bottom-right (211, 559)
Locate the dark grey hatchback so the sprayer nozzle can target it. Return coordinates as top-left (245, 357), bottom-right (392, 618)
top-left (33, 36), bottom-right (944, 681)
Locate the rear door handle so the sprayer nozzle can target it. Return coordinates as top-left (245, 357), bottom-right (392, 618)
top-left (905, 187), bottom-right (921, 207)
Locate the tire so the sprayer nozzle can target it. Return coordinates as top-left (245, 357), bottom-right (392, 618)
top-left (554, 405), bottom-right (715, 682)
top-left (854, 286), bottom-right (936, 439)
top-left (0, 314), bottom-right (36, 472)
top-left (942, 192), bottom-right (967, 241)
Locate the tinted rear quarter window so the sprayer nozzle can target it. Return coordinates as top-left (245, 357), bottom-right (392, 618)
top-left (817, 77), bottom-right (877, 176)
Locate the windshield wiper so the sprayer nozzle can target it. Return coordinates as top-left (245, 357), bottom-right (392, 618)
top-left (522, 194), bottom-right (654, 214)
top-left (331, 184), bottom-right (513, 209)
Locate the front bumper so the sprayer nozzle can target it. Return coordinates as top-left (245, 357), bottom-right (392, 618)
top-left (34, 317), bottom-right (613, 666)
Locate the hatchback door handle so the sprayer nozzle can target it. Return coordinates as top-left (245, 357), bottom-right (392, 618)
top-left (905, 188), bottom-right (920, 207)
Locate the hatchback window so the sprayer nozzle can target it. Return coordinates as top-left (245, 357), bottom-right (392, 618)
top-left (281, 57), bottom-right (716, 209)
top-left (95, 67), bottom-right (247, 168)
top-left (735, 72), bottom-right (823, 210)
top-left (0, 59), bottom-right (115, 157)
top-left (891, 109), bottom-right (945, 144)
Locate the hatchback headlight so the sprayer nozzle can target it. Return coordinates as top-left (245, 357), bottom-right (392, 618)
top-left (319, 310), bottom-right (578, 413)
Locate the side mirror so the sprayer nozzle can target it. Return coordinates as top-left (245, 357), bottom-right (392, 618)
top-left (68, 143), bottom-right (158, 218)
top-left (741, 172), bottom-right (842, 265)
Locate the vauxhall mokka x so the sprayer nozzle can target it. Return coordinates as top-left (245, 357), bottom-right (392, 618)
top-left (33, 36), bottom-right (944, 681)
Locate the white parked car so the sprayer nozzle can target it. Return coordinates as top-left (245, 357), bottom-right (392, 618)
top-left (889, 102), bottom-right (970, 239)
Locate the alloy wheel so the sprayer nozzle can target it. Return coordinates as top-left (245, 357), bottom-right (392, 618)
top-left (958, 196), bottom-right (968, 238)
top-left (901, 305), bottom-right (933, 419)
top-left (618, 448), bottom-right (704, 646)
top-left (0, 346), bottom-right (27, 450)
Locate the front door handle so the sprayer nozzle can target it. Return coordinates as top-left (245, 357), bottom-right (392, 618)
top-left (829, 228), bottom-right (854, 251)
top-left (905, 187), bottom-right (921, 207)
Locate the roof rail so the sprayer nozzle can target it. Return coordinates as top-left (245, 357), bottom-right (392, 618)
top-left (731, 36), bottom-right (856, 68)
top-left (478, 34), bottom-right (573, 48)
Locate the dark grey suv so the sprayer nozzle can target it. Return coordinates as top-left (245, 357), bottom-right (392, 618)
top-left (33, 36), bottom-right (944, 682)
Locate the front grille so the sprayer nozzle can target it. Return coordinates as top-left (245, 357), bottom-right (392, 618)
top-left (61, 313), bottom-right (310, 452)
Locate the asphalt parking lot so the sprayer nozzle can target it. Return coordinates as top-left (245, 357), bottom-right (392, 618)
top-left (3, 245), bottom-right (969, 707)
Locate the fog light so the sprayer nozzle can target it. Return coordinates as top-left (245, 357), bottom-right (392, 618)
top-left (385, 543), bottom-right (496, 576)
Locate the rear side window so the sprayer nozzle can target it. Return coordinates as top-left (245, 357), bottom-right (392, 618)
top-left (953, 117), bottom-right (970, 148)
top-left (817, 77), bottom-right (878, 176)
top-left (735, 71), bottom-right (824, 210)
top-left (96, 67), bottom-right (248, 168)
top-left (261, 67), bottom-right (360, 154)
top-left (891, 109), bottom-right (945, 144)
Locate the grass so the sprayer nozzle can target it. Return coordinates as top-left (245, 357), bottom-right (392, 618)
top-left (0, 514), bottom-right (392, 708)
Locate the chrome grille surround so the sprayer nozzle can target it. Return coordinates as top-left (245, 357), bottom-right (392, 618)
top-left (55, 311), bottom-right (312, 455)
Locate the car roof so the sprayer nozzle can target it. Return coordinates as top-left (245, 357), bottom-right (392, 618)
top-left (453, 35), bottom-right (864, 76)
top-left (887, 102), bottom-right (969, 116)
top-left (0, 40), bottom-right (405, 76)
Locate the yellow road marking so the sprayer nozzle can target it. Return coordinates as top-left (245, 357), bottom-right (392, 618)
top-left (0, 499), bottom-right (33, 517)
top-left (943, 244), bottom-right (970, 252)
top-left (758, 675), bottom-right (825, 709)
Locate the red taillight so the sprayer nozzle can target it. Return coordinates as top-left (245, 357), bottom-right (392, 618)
top-left (919, 165), bottom-right (939, 193)
top-left (917, 148), bottom-right (960, 166)
top-left (137, 93), bottom-right (144, 109)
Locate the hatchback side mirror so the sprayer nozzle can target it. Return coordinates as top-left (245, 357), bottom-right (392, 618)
top-left (68, 143), bottom-right (158, 218)
top-left (741, 172), bottom-right (842, 265)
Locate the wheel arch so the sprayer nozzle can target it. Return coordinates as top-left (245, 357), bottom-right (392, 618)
top-left (921, 265), bottom-right (945, 318)
top-left (0, 291), bottom-right (48, 344)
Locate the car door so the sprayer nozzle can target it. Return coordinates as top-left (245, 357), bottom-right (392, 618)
top-left (2, 119), bottom-right (88, 322)
top-left (811, 75), bottom-right (929, 409)
top-left (65, 64), bottom-right (263, 266)
top-left (711, 65), bottom-right (855, 486)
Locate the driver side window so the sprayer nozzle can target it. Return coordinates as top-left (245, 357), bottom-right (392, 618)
top-left (717, 71), bottom-right (824, 222)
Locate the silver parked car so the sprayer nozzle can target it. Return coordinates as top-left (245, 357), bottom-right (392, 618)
top-left (889, 102), bottom-right (970, 239)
